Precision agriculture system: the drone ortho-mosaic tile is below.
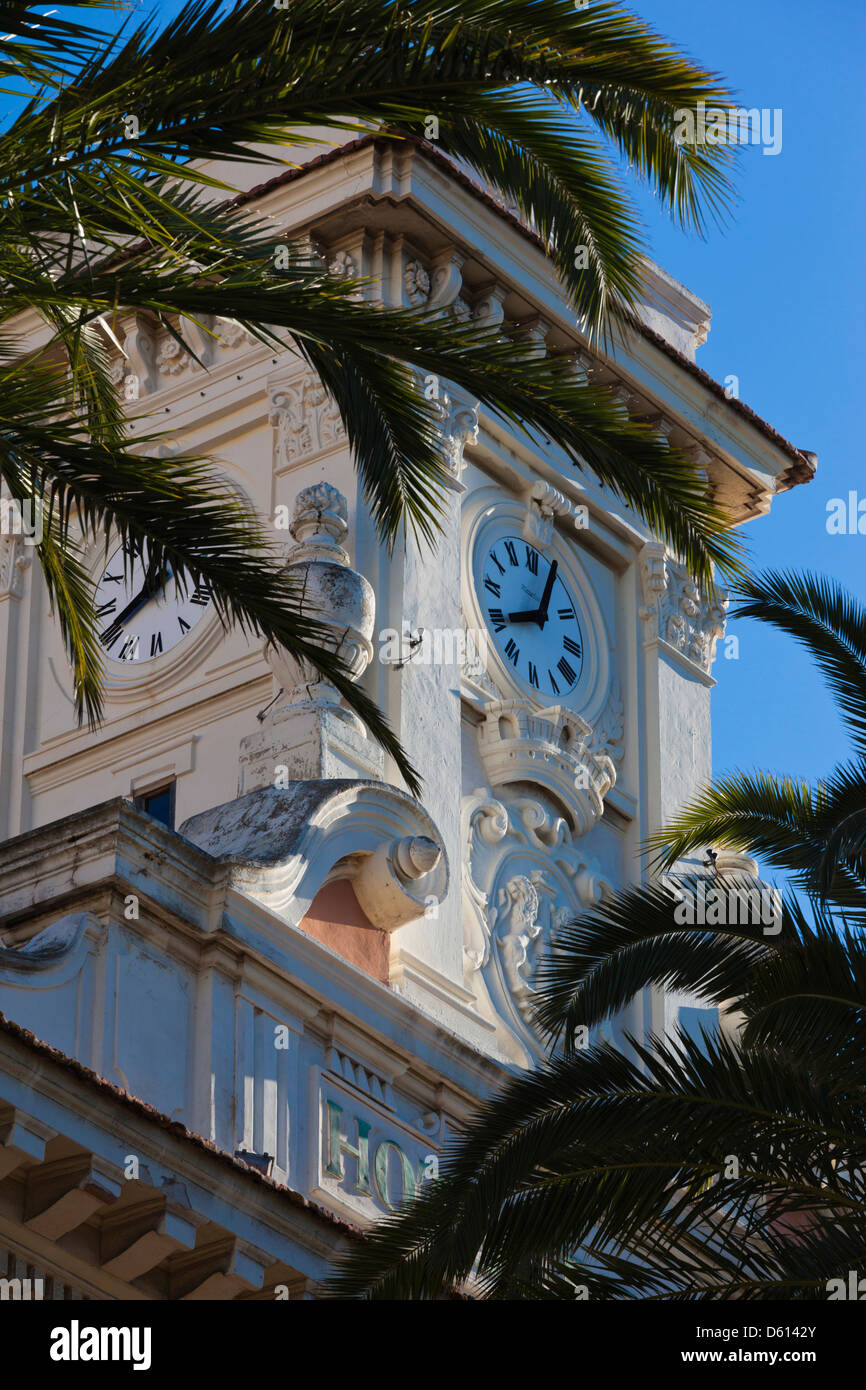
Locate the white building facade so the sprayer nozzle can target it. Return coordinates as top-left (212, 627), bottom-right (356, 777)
top-left (0, 135), bottom-right (814, 1299)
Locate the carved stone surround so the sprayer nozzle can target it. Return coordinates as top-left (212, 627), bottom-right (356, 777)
top-left (639, 541), bottom-right (728, 677)
top-left (462, 788), bottom-right (613, 1061)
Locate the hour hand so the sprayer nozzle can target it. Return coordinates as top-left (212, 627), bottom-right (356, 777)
top-left (507, 608), bottom-right (541, 624)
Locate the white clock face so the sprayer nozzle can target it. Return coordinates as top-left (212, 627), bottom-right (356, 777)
top-left (95, 541), bottom-right (212, 665)
top-left (480, 535), bottom-right (584, 698)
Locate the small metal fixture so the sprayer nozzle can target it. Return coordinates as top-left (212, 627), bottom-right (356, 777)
top-left (394, 628), bottom-right (425, 670)
top-left (256, 687), bottom-right (284, 722)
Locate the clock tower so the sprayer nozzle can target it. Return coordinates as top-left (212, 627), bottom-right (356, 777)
top-left (0, 135), bottom-right (814, 1296)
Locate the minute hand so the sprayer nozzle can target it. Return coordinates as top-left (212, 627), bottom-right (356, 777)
top-left (536, 560), bottom-right (558, 627)
top-left (100, 567), bottom-right (171, 638)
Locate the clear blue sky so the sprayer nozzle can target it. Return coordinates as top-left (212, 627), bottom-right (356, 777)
top-left (35, 1), bottom-right (866, 793)
top-left (627, 0), bottom-right (866, 790)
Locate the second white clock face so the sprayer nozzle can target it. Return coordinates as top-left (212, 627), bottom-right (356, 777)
top-left (480, 535), bottom-right (584, 698)
top-left (95, 541), bottom-right (212, 665)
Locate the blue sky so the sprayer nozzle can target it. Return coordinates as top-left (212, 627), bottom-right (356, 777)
top-left (27, 1), bottom-right (865, 793)
top-left (628, 0), bottom-right (866, 790)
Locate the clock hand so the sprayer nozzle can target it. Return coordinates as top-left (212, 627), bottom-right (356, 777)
top-left (504, 561), bottom-right (560, 629)
top-left (100, 567), bottom-right (172, 637)
top-left (536, 559), bottom-right (558, 628)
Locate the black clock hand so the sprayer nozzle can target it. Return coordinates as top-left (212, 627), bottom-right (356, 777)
top-left (100, 566), bottom-right (172, 638)
top-left (507, 607), bottom-right (542, 623)
top-left (536, 559), bottom-right (558, 628)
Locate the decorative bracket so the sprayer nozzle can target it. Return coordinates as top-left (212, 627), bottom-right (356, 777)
top-left (638, 541), bottom-right (728, 677)
top-left (522, 479), bottom-right (588, 548)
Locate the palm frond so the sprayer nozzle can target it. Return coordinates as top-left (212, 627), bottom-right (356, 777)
top-left (734, 571), bottom-right (866, 757)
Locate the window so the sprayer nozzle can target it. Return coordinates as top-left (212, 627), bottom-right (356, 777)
top-left (133, 782), bottom-right (176, 830)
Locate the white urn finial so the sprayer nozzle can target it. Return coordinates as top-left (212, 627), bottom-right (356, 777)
top-left (288, 482), bottom-right (349, 561)
top-left (265, 484), bottom-right (374, 719)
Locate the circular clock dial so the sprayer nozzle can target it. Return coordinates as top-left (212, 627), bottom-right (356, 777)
top-left (480, 535), bottom-right (583, 698)
top-left (94, 541), bottom-right (212, 664)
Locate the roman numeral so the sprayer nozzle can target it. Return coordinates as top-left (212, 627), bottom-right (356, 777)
top-left (178, 616), bottom-right (191, 634)
top-left (150, 632), bottom-right (164, 657)
top-left (484, 577), bottom-right (501, 599)
top-left (488, 607), bottom-right (506, 633)
top-left (504, 540), bottom-right (519, 566)
top-left (525, 546), bottom-right (539, 575)
top-left (558, 606), bottom-right (575, 621)
top-left (101, 572), bottom-right (123, 585)
top-left (490, 549), bottom-right (506, 575)
top-left (119, 635), bottom-right (140, 662)
top-left (504, 638), bottom-right (520, 666)
top-left (557, 655), bottom-right (577, 685)
top-left (563, 635), bottom-right (582, 658)
top-left (96, 599), bottom-right (117, 618)
top-left (528, 661), bottom-right (539, 688)
top-left (548, 670), bottom-right (560, 695)
top-left (189, 584), bottom-right (211, 607)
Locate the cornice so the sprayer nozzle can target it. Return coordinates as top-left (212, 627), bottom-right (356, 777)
top-left (223, 133), bottom-right (814, 493)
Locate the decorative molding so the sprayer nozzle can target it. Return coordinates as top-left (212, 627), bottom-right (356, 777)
top-left (462, 788), bottom-right (612, 1059)
top-left (648, 414), bottom-right (676, 444)
top-left (354, 834), bottom-right (445, 932)
top-left (609, 384), bottom-right (633, 412)
top-left (432, 392), bottom-right (479, 478)
top-left (516, 315), bottom-right (550, 357)
top-left (268, 367), bottom-right (346, 470)
top-left (324, 1043), bottom-right (395, 1110)
top-left (638, 542), bottom-right (728, 675)
top-left (212, 316), bottom-right (257, 350)
top-left (522, 479), bottom-right (587, 548)
top-left (0, 533), bottom-right (32, 599)
top-left (328, 249), bottom-right (357, 279)
top-left (475, 696), bottom-right (618, 834)
top-left (0, 913), bottom-right (101, 979)
top-left (585, 676), bottom-right (625, 770)
top-left (117, 312), bottom-right (158, 394)
top-left (403, 258), bottom-right (431, 307)
top-left (181, 780), bottom-right (450, 930)
top-left (155, 332), bottom-right (191, 376)
top-left (472, 284), bottom-right (507, 333)
top-left (427, 248), bottom-right (465, 313)
top-left (638, 541), bottom-right (668, 616)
